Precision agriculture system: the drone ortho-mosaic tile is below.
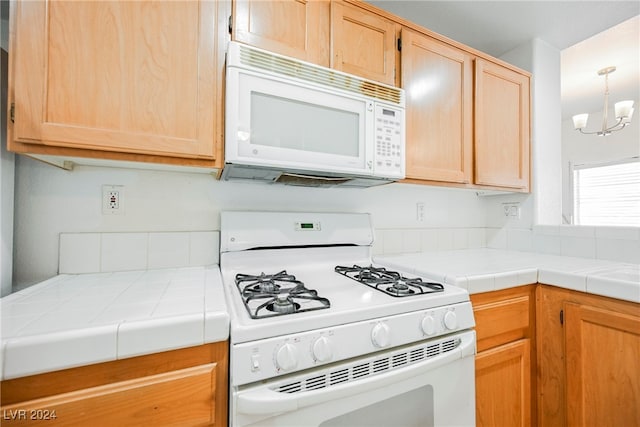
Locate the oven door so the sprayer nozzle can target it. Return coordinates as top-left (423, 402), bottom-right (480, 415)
top-left (232, 330), bottom-right (475, 427)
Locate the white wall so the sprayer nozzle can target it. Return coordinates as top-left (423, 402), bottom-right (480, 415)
top-left (561, 113), bottom-right (640, 223)
top-left (1, 46), bottom-right (13, 297)
top-left (13, 156), bottom-right (487, 287)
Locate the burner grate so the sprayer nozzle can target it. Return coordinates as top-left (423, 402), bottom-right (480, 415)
top-left (335, 265), bottom-right (444, 297)
top-left (235, 270), bottom-right (330, 319)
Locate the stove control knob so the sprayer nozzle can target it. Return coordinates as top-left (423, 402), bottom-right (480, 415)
top-left (421, 315), bottom-right (437, 336)
top-left (312, 336), bottom-right (333, 363)
top-left (275, 343), bottom-right (298, 371)
top-left (443, 311), bottom-right (458, 330)
top-left (371, 323), bottom-right (391, 348)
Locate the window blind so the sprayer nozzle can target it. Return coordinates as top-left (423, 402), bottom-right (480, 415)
top-left (573, 158), bottom-right (640, 226)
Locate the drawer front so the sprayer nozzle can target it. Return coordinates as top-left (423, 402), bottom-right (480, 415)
top-left (0, 364), bottom-right (217, 427)
top-left (472, 291), bottom-right (531, 352)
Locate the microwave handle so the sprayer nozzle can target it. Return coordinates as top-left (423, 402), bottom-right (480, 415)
top-left (236, 331), bottom-right (475, 415)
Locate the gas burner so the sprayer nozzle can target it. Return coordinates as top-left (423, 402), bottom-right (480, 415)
top-left (266, 295), bottom-right (300, 314)
top-left (236, 271), bottom-right (300, 294)
top-left (388, 280), bottom-right (414, 296)
top-left (335, 265), bottom-right (444, 297)
top-left (235, 271), bottom-right (330, 319)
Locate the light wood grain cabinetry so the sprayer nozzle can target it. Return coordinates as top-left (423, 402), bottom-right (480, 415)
top-left (231, 0), bottom-right (397, 86)
top-left (8, 0), bottom-right (227, 169)
top-left (0, 342), bottom-right (229, 427)
top-left (330, 0), bottom-right (398, 86)
top-left (232, 0), bottom-right (330, 66)
top-left (471, 285), bottom-right (536, 427)
top-left (400, 30), bottom-right (530, 191)
top-left (401, 28), bottom-right (472, 183)
top-left (475, 59), bottom-right (530, 191)
top-left (537, 286), bottom-right (640, 427)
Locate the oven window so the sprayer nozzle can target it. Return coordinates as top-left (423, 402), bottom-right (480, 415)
top-left (319, 385), bottom-right (434, 427)
top-left (250, 92), bottom-right (360, 157)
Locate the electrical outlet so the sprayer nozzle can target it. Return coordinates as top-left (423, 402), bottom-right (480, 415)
top-left (102, 185), bottom-right (124, 215)
top-left (502, 202), bottom-right (520, 219)
top-left (416, 202), bottom-right (425, 222)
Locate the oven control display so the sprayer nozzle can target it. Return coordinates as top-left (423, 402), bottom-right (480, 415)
top-left (295, 222), bottom-right (321, 231)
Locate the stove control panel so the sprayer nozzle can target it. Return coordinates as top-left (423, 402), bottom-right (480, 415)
top-left (232, 301), bottom-right (475, 386)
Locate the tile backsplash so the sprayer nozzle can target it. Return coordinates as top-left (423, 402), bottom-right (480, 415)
top-left (58, 225), bottom-right (637, 276)
top-left (373, 227), bottom-right (487, 255)
top-left (59, 231), bottom-right (219, 274)
top-left (488, 225), bottom-right (640, 264)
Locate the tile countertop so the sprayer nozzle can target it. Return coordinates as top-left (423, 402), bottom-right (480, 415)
top-left (375, 249), bottom-right (640, 303)
top-left (0, 266), bottom-right (229, 381)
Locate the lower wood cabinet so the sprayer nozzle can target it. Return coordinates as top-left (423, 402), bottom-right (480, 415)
top-left (471, 285), bottom-right (536, 427)
top-left (537, 286), bottom-right (640, 427)
top-left (0, 342), bottom-right (228, 427)
top-left (476, 339), bottom-right (531, 427)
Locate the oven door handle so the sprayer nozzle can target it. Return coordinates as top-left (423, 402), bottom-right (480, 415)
top-left (237, 331), bottom-right (475, 415)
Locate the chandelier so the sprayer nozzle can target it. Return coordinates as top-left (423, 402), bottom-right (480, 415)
top-left (572, 66), bottom-right (634, 136)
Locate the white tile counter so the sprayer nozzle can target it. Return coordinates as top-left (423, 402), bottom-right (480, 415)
top-left (376, 249), bottom-right (640, 303)
top-left (0, 266), bottom-right (229, 380)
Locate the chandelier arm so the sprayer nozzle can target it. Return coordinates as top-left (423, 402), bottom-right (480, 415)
top-left (577, 118), bottom-right (627, 135)
top-left (577, 128), bottom-right (603, 135)
top-left (603, 117), bottom-right (626, 132)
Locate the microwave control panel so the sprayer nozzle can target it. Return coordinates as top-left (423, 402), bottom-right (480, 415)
top-left (373, 104), bottom-right (404, 177)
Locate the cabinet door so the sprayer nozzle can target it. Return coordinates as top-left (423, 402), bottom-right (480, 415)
top-left (475, 59), bottom-right (530, 190)
top-left (476, 339), bottom-right (531, 427)
top-left (401, 29), bottom-right (472, 183)
top-left (565, 302), bottom-right (640, 427)
top-left (11, 1), bottom-right (218, 159)
top-left (331, 0), bottom-right (397, 85)
top-left (233, 0), bottom-right (330, 66)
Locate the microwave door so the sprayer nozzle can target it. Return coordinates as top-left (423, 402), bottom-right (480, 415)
top-left (229, 71), bottom-right (370, 175)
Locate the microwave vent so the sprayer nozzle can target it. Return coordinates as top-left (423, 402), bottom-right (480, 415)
top-left (238, 44), bottom-right (403, 106)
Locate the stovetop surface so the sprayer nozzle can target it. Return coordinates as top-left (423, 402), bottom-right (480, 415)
top-left (221, 246), bottom-right (470, 343)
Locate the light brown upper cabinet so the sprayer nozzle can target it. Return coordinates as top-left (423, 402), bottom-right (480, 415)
top-left (401, 28), bottom-right (473, 183)
top-left (232, 0), bottom-right (331, 66)
top-left (9, 0), bottom-right (226, 167)
top-left (400, 29), bottom-right (530, 192)
top-left (475, 59), bottom-right (531, 191)
top-left (331, 0), bottom-right (398, 86)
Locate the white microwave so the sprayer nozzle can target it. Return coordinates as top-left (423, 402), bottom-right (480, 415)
top-left (222, 41), bottom-right (405, 187)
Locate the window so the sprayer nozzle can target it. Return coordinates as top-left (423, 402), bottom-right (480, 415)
top-left (572, 158), bottom-right (640, 226)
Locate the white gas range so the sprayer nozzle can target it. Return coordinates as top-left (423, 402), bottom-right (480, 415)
top-left (220, 211), bottom-right (476, 427)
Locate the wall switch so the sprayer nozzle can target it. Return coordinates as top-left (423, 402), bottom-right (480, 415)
top-left (416, 202), bottom-right (425, 222)
top-left (102, 185), bottom-right (124, 215)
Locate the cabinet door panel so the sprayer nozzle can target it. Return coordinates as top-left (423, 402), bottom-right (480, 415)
top-left (476, 339), bottom-right (531, 427)
top-left (12, 1), bottom-right (217, 159)
top-left (475, 59), bottom-right (530, 190)
top-left (233, 0), bottom-right (330, 66)
top-left (0, 364), bottom-right (217, 427)
top-left (331, 0), bottom-right (397, 85)
top-left (401, 29), bottom-right (472, 183)
top-left (565, 302), bottom-right (640, 427)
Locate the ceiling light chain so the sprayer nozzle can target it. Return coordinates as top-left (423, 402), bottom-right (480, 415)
top-left (572, 66), bottom-right (635, 136)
